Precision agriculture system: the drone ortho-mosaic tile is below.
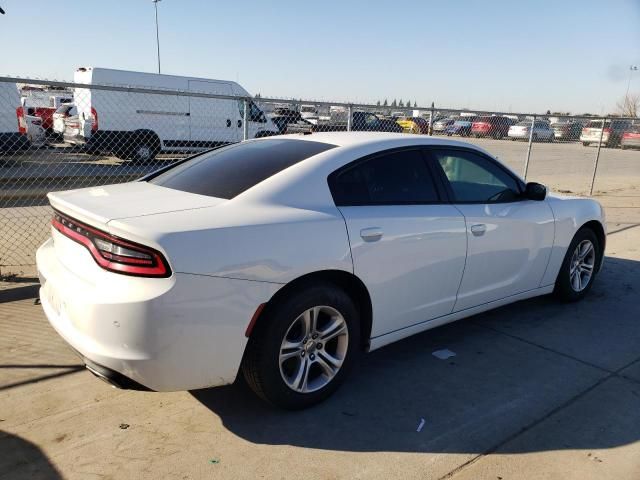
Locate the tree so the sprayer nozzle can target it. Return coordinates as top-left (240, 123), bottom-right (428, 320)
top-left (376, 100), bottom-right (381, 106)
top-left (391, 99), bottom-right (397, 107)
top-left (383, 99), bottom-right (388, 107)
top-left (617, 92), bottom-right (639, 117)
top-left (398, 99), bottom-right (404, 107)
top-left (414, 101), bottom-right (417, 108)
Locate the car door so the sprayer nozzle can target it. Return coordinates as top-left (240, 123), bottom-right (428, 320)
top-left (428, 147), bottom-right (555, 312)
top-left (329, 148), bottom-right (467, 337)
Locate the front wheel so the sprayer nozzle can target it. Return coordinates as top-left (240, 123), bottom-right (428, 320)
top-left (242, 283), bottom-right (360, 409)
top-left (555, 228), bottom-right (601, 302)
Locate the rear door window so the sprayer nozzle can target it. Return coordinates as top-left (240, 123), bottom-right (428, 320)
top-left (329, 149), bottom-right (440, 206)
top-left (150, 139), bottom-right (336, 199)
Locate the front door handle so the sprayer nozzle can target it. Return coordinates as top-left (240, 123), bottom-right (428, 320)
top-left (226, 119), bottom-right (232, 127)
top-left (360, 227), bottom-right (383, 242)
top-left (470, 224), bottom-right (486, 236)
top-left (237, 119), bottom-right (242, 128)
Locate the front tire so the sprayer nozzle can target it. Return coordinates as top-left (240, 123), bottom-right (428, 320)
top-left (554, 228), bottom-right (601, 302)
top-left (242, 283), bottom-right (360, 409)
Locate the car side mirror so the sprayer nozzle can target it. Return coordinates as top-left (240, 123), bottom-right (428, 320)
top-left (525, 182), bottom-right (546, 201)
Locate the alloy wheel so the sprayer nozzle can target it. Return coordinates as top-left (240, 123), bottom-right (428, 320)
top-left (569, 240), bottom-right (595, 292)
top-left (279, 306), bottom-right (349, 393)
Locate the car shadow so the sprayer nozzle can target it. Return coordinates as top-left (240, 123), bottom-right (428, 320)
top-left (192, 255), bottom-right (640, 454)
top-left (0, 431), bottom-right (62, 479)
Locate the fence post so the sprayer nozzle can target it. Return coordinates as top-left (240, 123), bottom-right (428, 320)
top-left (523, 114), bottom-right (536, 180)
top-left (589, 117), bottom-right (606, 196)
top-left (242, 98), bottom-right (249, 141)
top-left (428, 102), bottom-right (434, 136)
top-left (347, 104), bottom-right (353, 132)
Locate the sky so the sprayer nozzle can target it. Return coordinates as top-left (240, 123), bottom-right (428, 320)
top-left (1, 0), bottom-right (639, 114)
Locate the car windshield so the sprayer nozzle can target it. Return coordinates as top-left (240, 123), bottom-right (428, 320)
top-left (516, 121), bottom-right (532, 127)
top-left (149, 139), bottom-right (337, 199)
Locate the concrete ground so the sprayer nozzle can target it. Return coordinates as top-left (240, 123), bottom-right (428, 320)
top-left (1, 224), bottom-right (639, 479)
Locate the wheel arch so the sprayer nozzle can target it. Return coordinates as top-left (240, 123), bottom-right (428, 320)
top-left (579, 219), bottom-right (606, 272)
top-left (249, 269), bottom-right (373, 351)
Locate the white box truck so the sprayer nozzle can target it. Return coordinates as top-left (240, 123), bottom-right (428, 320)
top-left (66, 67), bottom-right (278, 161)
top-left (0, 82), bottom-right (30, 153)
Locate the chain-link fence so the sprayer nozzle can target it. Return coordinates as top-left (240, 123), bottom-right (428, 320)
top-left (1, 73), bottom-right (639, 276)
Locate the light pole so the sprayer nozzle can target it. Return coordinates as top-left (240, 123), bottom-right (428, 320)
top-left (152, 0), bottom-right (161, 74)
top-left (626, 65), bottom-right (638, 98)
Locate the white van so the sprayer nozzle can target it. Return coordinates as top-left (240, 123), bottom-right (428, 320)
top-left (0, 82), bottom-right (29, 153)
top-left (66, 67), bottom-right (279, 161)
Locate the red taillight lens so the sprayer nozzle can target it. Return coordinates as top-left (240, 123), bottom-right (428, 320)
top-left (16, 107), bottom-right (27, 134)
top-left (603, 128), bottom-right (612, 133)
top-left (51, 210), bottom-right (170, 278)
top-left (91, 107), bottom-right (98, 132)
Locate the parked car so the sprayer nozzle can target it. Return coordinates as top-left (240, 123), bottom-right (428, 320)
top-left (37, 132), bottom-right (606, 409)
top-left (0, 82), bottom-right (30, 153)
top-left (270, 110), bottom-right (314, 135)
top-left (20, 94), bottom-right (72, 132)
top-left (552, 121), bottom-right (583, 141)
top-left (66, 67), bottom-right (278, 161)
top-left (315, 111), bottom-right (403, 133)
top-left (508, 120), bottom-right (554, 142)
top-left (52, 104), bottom-right (76, 138)
top-left (396, 116), bottom-right (429, 134)
top-left (299, 105), bottom-right (318, 119)
top-left (621, 126), bottom-right (640, 150)
top-left (580, 119), bottom-right (633, 147)
top-left (471, 116), bottom-right (514, 139)
top-left (24, 114), bottom-right (47, 147)
top-left (444, 118), bottom-right (476, 137)
top-left (432, 117), bottom-right (457, 134)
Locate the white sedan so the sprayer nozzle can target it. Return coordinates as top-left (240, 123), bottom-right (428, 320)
top-left (36, 132), bottom-right (606, 409)
top-left (508, 120), bottom-right (555, 141)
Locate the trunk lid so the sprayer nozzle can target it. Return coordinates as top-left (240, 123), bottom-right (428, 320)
top-left (48, 181), bottom-right (225, 227)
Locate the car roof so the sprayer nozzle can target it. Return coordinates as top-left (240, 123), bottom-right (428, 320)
top-left (277, 131), bottom-right (480, 149)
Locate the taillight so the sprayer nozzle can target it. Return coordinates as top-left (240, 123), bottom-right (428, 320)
top-left (603, 128), bottom-right (612, 134)
top-left (91, 107), bottom-right (98, 132)
top-left (51, 210), bottom-right (170, 278)
top-left (16, 107), bottom-right (27, 134)
top-left (582, 128), bottom-right (588, 133)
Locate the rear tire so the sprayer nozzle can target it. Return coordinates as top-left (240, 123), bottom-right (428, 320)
top-left (128, 131), bottom-right (160, 163)
top-left (554, 228), bottom-right (601, 302)
top-left (242, 282), bottom-right (360, 409)
top-left (582, 142), bottom-right (590, 147)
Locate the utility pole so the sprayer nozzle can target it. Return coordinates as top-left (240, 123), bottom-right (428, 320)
top-left (626, 65), bottom-right (638, 98)
top-left (152, 0), bottom-right (161, 74)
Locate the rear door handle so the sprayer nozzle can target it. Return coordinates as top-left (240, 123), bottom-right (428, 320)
top-left (360, 227), bottom-right (383, 242)
top-left (470, 224), bottom-right (486, 236)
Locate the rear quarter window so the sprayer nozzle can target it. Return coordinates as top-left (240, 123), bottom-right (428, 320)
top-left (149, 139), bottom-right (336, 199)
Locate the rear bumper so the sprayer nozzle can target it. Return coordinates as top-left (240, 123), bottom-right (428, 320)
top-left (580, 134), bottom-right (610, 144)
top-left (36, 236), bottom-right (280, 391)
top-left (508, 131), bottom-right (529, 139)
top-left (621, 138), bottom-right (640, 148)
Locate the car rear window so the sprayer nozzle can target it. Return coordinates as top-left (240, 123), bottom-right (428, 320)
top-left (149, 138), bottom-right (336, 199)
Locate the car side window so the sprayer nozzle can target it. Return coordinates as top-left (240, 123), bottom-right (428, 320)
top-left (330, 149), bottom-right (440, 206)
top-left (431, 149), bottom-right (521, 203)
